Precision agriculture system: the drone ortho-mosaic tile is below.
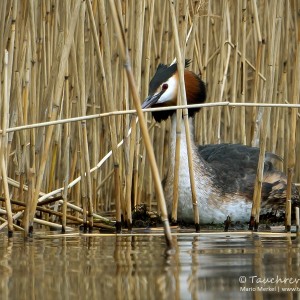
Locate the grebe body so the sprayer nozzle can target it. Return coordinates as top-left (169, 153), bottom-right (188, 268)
top-left (143, 61), bottom-right (299, 224)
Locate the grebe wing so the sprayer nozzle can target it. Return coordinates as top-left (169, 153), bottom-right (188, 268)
top-left (198, 143), bottom-right (282, 172)
top-left (196, 143), bottom-right (293, 201)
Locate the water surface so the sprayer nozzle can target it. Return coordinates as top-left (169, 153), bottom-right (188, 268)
top-left (0, 231), bottom-right (299, 300)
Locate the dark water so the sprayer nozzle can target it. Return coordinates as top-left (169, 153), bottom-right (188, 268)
top-left (0, 231), bottom-right (299, 300)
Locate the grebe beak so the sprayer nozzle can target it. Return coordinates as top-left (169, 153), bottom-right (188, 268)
top-left (141, 91), bottom-right (163, 109)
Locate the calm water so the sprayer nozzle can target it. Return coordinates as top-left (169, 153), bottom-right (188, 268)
top-left (0, 231), bottom-right (299, 300)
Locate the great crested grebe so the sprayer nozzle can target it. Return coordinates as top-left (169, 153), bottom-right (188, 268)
top-left (142, 61), bottom-right (299, 224)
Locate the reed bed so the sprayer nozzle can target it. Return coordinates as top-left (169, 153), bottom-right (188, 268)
top-left (0, 0), bottom-right (299, 236)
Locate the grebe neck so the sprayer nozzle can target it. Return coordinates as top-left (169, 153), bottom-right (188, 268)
top-left (166, 115), bottom-right (215, 217)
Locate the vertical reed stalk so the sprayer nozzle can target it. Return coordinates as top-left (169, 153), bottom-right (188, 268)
top-left (217, 1), bottom-right (231, 142)
top-left (240, 0), bottom-right (247, 144)
top-left (61, 0), bottom-right (70, 233)
top-left (1, 50), bottom-right (14, 236)
top-left (250, 1), bottom-right (281, 230)
top-left (24, 0), bottom-right (81, 236)
top-left (132, 0), bottom-right (145, 212)
top-left (78, 2), bottom-right (94, 231)
top-left (249, 106), bottom-right (270, 230)
top-left (171, 0), bottom-right (187, 223)
top-left (124, 117), bottom-right (137, 228)
top-left (230, 0), bottom-right (240, 143)
top-left (62, 138), bottom-right (70, 233)
top-left (90, 0), bottom-right (123, 231)
top-left (109, 0), bottom-right (172, 247)
top-left (171, 115), bottom-right (181, 223)
top-left (250, 0), bottom-right (263, 146)
top-left (285, 7), bottom-right (300, 232)
top-left (296, 207), bottom-right (300, 236)
top-left (136, 0), bottom-right (155, 206)
top-left (169, 0), bottom-right (200, 231)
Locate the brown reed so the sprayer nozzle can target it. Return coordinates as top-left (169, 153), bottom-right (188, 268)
top-left (0, 0), bottom-right (299, 239)
top-left (169, 0), bottom-right (200, 230)
top-left (108, 0), bottom-right (173, 246)
top-left (1, 50), bottom-right (13, 235)
top-left (286, 5), bottom-right (300, 232)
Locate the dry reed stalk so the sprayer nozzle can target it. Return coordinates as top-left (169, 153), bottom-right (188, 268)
top-left (4, 101), bottom-right (300, 136)
top-left (15, 71), bottom-right (27, 212)
top-left (61, 3), bottom-right (70, 233)
top-left (285, 6), bottom-right (300, 232)
top-left (229, 0), bottom-right (239, 144)
top-left (194, 3), bottom-right (210, 146)
top-left (0, 197), bottom-right (80, 225)
top-left (27, 6), bottom-right (38, 213)
top-left (0, 50), bottom-right (14, 236)
top-left (6, 1), bottom-right (17, 160)
top-left (0, 0), bottom-right (300, 235)
top-left (23, 0), bottom-right (81, 236)
top-left (163, 3), bottom-right (173, 62)
top-left (202, 0), bottom-right (210, 81)
top-left (170, 0), bottom-right (192, 223)
top-left (29, 134), bottom-right (128, 206)
top-left (136, 121), bottom-right (157, 206)
top-left (0, 0), bottom-right (6, 78)
top-left (124, 117), bottom-right (137, 228)
top-left (109, 0), bottom-right (172, 247)
top-left (78, 2), bottom-right (94, 231)
top-left (171, 11), bottom-right (186, 223)
top-left (97, 169), bottom-right (114, 190)
top-left (240, 0), bottom-right (247, 144)
top-left (135, 0), bottom-right (155, 207)
top-left (20, 31), bottom-right (39, 230)
top-left (62, 137), bottom-right (70, 233)
top-left (0, 210), bottom-right (23, 231)
top-left (32, 218), bottom-right (73, 231)
top-left (250, 31), bottom-right (264, 146)
top-left (146, 127), bottom-right (155, 210)
top-left (249, 106), bottom-right (270, 230)
top-left (0, 216), bottom-right (23, 231)
top-left (216, 1), bottom-right (231, 143)
top-left (90, 0), bottom-right (122, 231)
top-left (296, 207), bottom-right (300, 235)
top-left (171, 115), bottom-right (181, 223)
top-left (169, 0), bottom-right (200, 230)
top-left (77, 127), bottom-right (88, 229)
top-left (123, 0), bottom-right (145, 227)
top-left (268, 2), bottom-right (283, 153)
top-left (132, 128), bottom-right (140, 207)
top-left (250, 1), bottom-right (282, 230)
top-left (90, 51), bottom-right (98, 211)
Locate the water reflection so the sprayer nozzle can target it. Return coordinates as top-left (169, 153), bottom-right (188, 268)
top-left (0, 232), bottom-right (299, 300)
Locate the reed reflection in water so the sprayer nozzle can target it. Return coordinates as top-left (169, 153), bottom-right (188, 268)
top-left (0, 232), bottom-right (299, 300)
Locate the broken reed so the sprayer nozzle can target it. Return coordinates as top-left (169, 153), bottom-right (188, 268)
top-left (0, 0), bottom-right (299, 233)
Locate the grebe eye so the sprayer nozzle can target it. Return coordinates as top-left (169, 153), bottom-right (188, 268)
top-left (162, 83), bottom-right (168, 91)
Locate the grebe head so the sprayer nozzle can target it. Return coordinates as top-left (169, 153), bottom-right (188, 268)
top-left (142, 60), bottom-right (207, 122)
